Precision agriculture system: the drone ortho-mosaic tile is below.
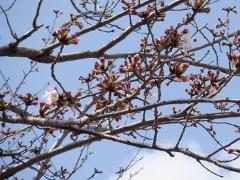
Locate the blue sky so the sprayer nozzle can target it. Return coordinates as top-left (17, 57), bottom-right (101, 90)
top-left (1, 0), bottom-right (240, 179)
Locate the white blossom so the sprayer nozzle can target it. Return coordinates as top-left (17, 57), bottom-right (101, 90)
top-left (182, 33), bottom-right (192, 56)
top-left (43, 87), bottom-right (58, 105)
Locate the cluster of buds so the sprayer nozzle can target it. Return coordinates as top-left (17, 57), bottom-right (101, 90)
top-left (18, 93), bottom-right (38, 106)
top-left (113, 101), bottom-right (134, 121)
top-left (168, 62), bottom-right (190, 77)
top-left (185, 70), bottom-right (225, 97)
top-left (95, 95), bottom-right (133, 120)
top-left (57, 91), bottom-right (81, 111)
top-left (97, 75), bottom-right (130, 97)
top-left (227, 53), bottom-right (240, 69)
top-left (52, 27), bottom-right (78, 45)
top-left (114, 101), bottom-right (132, 111)
top-left (95, 96), bottom-right (113, 110)
top-left (70, 14), bottom-right (83, 30)
top-left (129, 4), bottom-right (165, 21)
top-left (119, 54), bottom-right (146, 73)
top-left (178, 72), bottom-right (197, 82)
top-left (40, 90), bottom-right (81, 117)
top-left (183, 1), bottom-right (210, 24)
top-left (91, 57), bottom-right (113, 76)
top-left (198, 70), bottom-right (219, 81)
top-left (156, 26), bottom-right (181, 49)
top-left (185, 78), bottom-right (202, 97)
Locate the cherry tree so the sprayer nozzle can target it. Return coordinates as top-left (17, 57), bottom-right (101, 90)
top-left (0, 0), bottom-right (240, 179)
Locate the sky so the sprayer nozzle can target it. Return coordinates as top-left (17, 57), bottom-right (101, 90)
top-left (109, 142), bottom-right (240, 180)
top-left (0, 0), bottom-right (240, 179)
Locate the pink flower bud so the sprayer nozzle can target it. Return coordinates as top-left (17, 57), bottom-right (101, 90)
top-left (181, 29), bottom-right (189, 34)
top-left (228, 148), bottom-right (234, 154)
top-left (100, 56), bottom-right (105, 63)
top-left (130, 8), bottom-right (137, 15)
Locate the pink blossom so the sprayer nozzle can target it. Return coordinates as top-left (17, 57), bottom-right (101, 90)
top-left (182, 33), bottom-right (192, 56)
top-left (43, 87), bottom-right (58, 105)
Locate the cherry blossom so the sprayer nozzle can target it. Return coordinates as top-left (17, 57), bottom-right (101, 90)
top-left (43, 87), bottom-right (58, 105)
top-left (182, 33), bottom-right (192, 56)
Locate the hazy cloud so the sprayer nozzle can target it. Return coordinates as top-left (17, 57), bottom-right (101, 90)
top-left (109, 142), bottom-right (240, 180)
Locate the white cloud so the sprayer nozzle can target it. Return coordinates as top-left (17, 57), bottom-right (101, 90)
top-left (109, 142), bottom-right (240, 180)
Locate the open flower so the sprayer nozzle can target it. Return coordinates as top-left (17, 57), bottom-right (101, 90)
top-left (43, 87), bottom-right (58, 105)
top-left (182, 33), bottom-right (192, 56)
